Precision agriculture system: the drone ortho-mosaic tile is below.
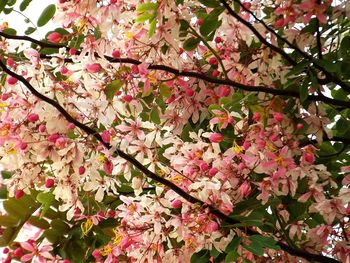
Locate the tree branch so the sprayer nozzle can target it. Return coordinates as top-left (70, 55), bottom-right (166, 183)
top-left (227, 0), bottom-right (350, 92)
top-left (1, 32), bottom-right (349, 108)
top-left (0, 60), bottom-right (339, 263)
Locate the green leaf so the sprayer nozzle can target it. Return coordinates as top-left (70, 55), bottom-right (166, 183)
top-left (51, 219), bottom-right (70, 233)
top-left (0, 227), bottom-right (15, 246)
top-left (28, 216), bottom-right (50, 229)
top-left (150, 107), bottom-right (161, 124)
top-left (285, 61), bottom-right (309, 78)
top-left (242, 243), bottom-right (264, 256)
top-left (249, 235), bottom-right (280, 250)
top-left (24, 26), bottom-right (36, 35)
top-left (40, 47), bottom-right (59, 55)
top-left (225, 251), bottom-right (239, 263)
top-left (0, 215), bottom-right (20, 227)
top-left (0, 0), bottom-right (9, 13)
top-left (199, 8), bottom-right (223, 38)
top-left (159, 83), bottom-right (171, 98)
top-left (183, 37), bottom-right (200, 51)
top-left (3, 199), bottom-right (29, 219)
top-left (3, 7), bottom-right (12, 14)
top-left (136, 2), bottom-right (159, 12)
top-left (43, 229), bottom-right (60, 244)
top-left (340, 36), bottom-right (350, 58)
top-left (199, 0), bottom-right (220, 8)
top-left (136, 12), bottom-right (155, 23)
top-left (148, 18), bottom-right (157, 38)
top-left (105, 80), bottom-right (122, 100)
top-left (191, 249), bottom-right (210, 263)
top-left (299, 81), bottom-right (308, 102)
top-left (37, 192), bottom-right (55, 217)
top-left (225, 236), bottom-right (242, 253)
top-left (37, 4), bottom-right (56, 27)
top-left (19, 0), bottom-right (32, 11)
top-left (2, 28), bottom-right (17, 35)
top-left (335, 118), bottom-right (350, 135)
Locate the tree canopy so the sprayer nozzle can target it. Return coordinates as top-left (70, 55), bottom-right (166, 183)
top-left (0, 0), bottom-right (349, 262)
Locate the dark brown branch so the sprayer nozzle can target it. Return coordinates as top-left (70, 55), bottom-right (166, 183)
top-left (315, 16), bottom-right (323, 59)
top-left (41, 54), bottom-right (350, 109)
top-left (0, 60), bottom-right (340, 263)
top-left (0, 31), bottom-right (349, 108)
top-left (228, 0), bottom-right (350, 92)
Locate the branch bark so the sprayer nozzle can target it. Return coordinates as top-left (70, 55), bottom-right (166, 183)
top-left (0, 31), bottom-right (349, 108)
top-left (0, 59), bottom-right (340, 263)
top-left (220, 0), bottom-right (350, 92)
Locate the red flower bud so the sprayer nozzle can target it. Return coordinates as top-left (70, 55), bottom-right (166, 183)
top-left (45, 178), bottom-right (55, 188)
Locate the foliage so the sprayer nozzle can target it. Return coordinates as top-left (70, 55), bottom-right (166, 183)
top-left (0, 0), bottom-right (349, 262)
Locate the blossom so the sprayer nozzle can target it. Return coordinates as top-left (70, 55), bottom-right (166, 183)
top-left (20, 240), bottom-right (53, 262)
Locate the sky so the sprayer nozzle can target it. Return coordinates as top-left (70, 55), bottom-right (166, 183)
top-left (0, 0), bottom-right (56, 37)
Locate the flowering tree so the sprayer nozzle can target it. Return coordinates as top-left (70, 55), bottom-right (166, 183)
top-left (0, 0), bottom-right (349, 262)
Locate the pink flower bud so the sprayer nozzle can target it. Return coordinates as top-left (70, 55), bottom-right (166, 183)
top-left (238, 163), bottom-right (246, 170)
top-left (123, 95), bottom-right (133, 102)
top-left (15, 189), bottom-right (24, 199)
top-left (1, 93), bottom-right (11, 101)
top-left (112, 50), bottom-right (121, 58)
top-left (171, 199), bottom-right (182, 209)
top-left (239, 181), bottom-right (251, 197)
top-left (207, 221), bottom-right (219, 232)
top-left (253, 112), bottom-right (261, 122)
top-left (199, 162), bottom-right (209, 171)
top-left (209, 133), bottom-right (223, 143)
top-left (38, 124), bottom-right (46, 133)
top-left (185, 88), bottom-right (194, 97)
top-left (101, 130), bottom-right (111, 143)
top-left (218, 86), bottom-right (231, 97)
top-left (7, 57), bottom-right (14, 68)
top-left (104, 160), bottom-right (113, 175)
top-left (208, 167), bottom-right (218, 177)
top-left (86, 63), bottom-right (101, 73)
top-left (55, 137), bottom-right (67, 149)
top-left (3, 257), bottom-right (11, 263)
top-left (304, 152), bottom-right (315, 163)
top-left (62, 260), bottom-right (71, 263)
top-left (275, 18), bottom-right (285, 28)
top-left (242, 2), bottom-right (251, 10)
top-left (45, 178), bottom-right (55, 188)
top-left (19, 142), bottom-right (28, 150)
top-left (131, 65), bottom-right (139, 74)
top-left (215, 36), bottom-right (222, 43)
top-left (7, 76), bottom-right (18, 85)
top-left (48, 133), bottom-right (60, 143)
top-left (108, 210), bottom-right (116, 218)
top-left (3, 248), bottom-right (9, 254)
top-left (273, 112), bottom-right (283, 122)
top-left (59, 0), bottom-right (67, 3)
top-left (47, 32), bottom-right (62, 43)
top-left (208, 57), bottom-right (218, 65)
top-left (92, 249), bottom-right (101, 258)
top-left (197, 18), bottom-right (203, 26)
top-left (60, 66), bottom-right (69, 75)
top-left (243, 141), bottom-right (250, 150)
top-left (110, 0), bottom-right (117, 4)
top-left (67, 123), bottom-right (75, 129)
top-left (297, 123), bottom-right (303, 129)
top-left (13, 247), bottom-right (23, 257)
top-left (78, 166), bottom-right (86, 175)
top-left (27, 113), bottom-right (39, 122)
top-left (212, 70), bottom-right (220, 77)
top-left (69, 48), bottom-right (77, 55)
top-left (97, 210), bottom-right (105, 217)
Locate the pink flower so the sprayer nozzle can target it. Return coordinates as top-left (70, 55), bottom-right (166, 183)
top-left (299, 0), bottom-right (328, 24)
top-left (78, 166), bottom-right (86, 175)
top-left (20, 240), bottom-right (53, 262)
top-left (86, 63), bottom-right (101, 73)
top-left (15, 189), bottom-right (24, 199)
top-left (206, 221), bottom-right (219, 232)
top-left (208, 167), bottom-right (218, 177)
top-left (239, 181), bottom-right (251, 197)
top-left (209, 132), bottom-right (223, 143)
top-left (47, 32), bottom-right (62, 43)
top-left (210, 109), bottom-right (234, 129)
